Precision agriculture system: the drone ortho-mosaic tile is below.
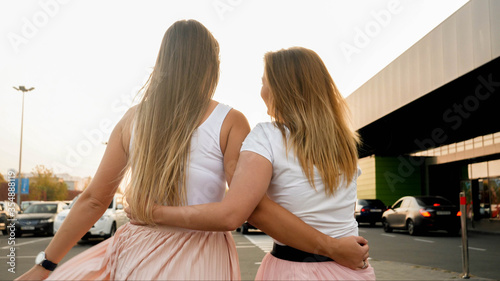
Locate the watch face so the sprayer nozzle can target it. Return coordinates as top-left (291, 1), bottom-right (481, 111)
top-left (35, 252), bottom-right (45, 265)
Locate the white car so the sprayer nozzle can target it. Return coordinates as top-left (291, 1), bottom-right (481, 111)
top-left (53, 194), bottom-right (129, 239)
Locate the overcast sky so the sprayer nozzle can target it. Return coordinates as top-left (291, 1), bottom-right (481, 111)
top-left (0, 0), bottom-right (469, 178)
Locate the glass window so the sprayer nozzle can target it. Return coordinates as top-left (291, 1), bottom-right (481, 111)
top-left (474, 136), bottom-right (483, 148)
top-left (25, 204), bottom-right (58, 214)
top-left (416, 197), bottom-right (453, 207)
top-left (465, 140), bottom-right (474, 151)
top-left (357, 199), bottom-right (367, 206)
top-left (392, 200), bottom-right (403, 209)
top-left (449, 144), bottom-right (456, 153)
top-left (494, 132), bottom-right (500, 144)
top-left (484, 134), bottom-right (493, 146)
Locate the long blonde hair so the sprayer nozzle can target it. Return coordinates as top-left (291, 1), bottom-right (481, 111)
top-left (264, 47), bottom-right (359, 195)
top-left (125, 20), bottom-right (220, 224)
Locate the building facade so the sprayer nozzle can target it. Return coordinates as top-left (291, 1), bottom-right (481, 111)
top-left (347, 0), bottom-right (500, 225)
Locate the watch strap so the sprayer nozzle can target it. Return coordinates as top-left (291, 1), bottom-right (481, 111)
top-left (41, 259), bottom-right (58, 271)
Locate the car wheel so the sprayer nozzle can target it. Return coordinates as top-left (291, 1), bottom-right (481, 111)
top-left (241, 224), bottom-right (249, 234)
top-left (407, 219), bottom-right (419, 236)
top-left (382, 219), bottom-right (392, 233)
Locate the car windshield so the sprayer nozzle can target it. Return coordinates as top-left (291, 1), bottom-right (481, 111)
top-left (363, 199), bottom-right (385, 207)
top-left (416, 197), bottom-right (453, 207)
top-left (24, 204), bottom-right (58, 214)
top-left (358, 199), bottom-right (384, 207)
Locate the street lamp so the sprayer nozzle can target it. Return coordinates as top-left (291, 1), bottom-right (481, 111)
top-left (13, 86), bottom-right (35, 206)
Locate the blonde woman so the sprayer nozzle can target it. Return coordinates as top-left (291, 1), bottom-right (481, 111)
top-left (128, 47), bottom-right (376, 280)
top-left (16, 21), bottom-right (367, 281)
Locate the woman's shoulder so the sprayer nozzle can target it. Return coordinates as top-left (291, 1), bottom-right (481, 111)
top-left (224, 106), bottom-right (247, 125)
top-left (253, 121), bottom-right (275, 129)
top-left (251, 122), bottom-right (281, 136)
top-left (117, 105), bottom-right (138, 154)
top-left (218, 103), bottom-right (251, 154)
top-left (243, 122), bottom-right (284, 147)
top-left (216, 101), bottom-right (249, 133)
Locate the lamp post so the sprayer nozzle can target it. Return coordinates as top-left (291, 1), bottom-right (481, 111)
top-left (13, 86), bottom-right (35, 206)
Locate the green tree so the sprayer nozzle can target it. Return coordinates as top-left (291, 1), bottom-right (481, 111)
top-left (29, 165), bottom-right (68, 201)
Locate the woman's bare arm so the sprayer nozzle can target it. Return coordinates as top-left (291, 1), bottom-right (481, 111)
top-left (217, 111), bottom-right (369, 268)
top-left (131, 111), bottom-right (369, 270)
top-left (149, 150), bottom-right (368, 269)
top-left (15, 108), bottom-right (134, 280)
top-left (248, 196), bottom-right (369, 269)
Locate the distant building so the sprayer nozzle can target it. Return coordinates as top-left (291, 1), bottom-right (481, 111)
top-left (55, 173), bottom-right (86, 191)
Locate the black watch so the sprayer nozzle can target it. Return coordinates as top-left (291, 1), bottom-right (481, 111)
top-left (35, 251), bottom-right (58, 271)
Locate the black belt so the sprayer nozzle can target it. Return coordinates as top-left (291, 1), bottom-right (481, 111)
top-left (270, 243), bottom-right (334, 262)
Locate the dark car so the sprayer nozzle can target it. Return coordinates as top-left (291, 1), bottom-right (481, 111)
top-left (355, 199), bottom-right (387, 226)
top-left (15, 202), bottom-right (67, 237)
top-left (0, 201), bottom-right (22, 235)
top-left (382, 196), bottom-right (461, 236)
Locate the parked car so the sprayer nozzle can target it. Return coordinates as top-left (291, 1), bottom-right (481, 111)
top-left (53, 195), bottom-right (80, 235)
top-left (85, 194), bottom-right (128, 239)
top-left (15, 201), bottom-right (67, 236)
top-left (21, 200), bottom-right (43, 211)
top-left (0, 201), bottom-right (22, 235)
top-left (382, 196), bottom-right (461, 236)
top-left (355, 199), bottom-right (387, 226)
top-left (55, 194), bottom-right (129, 239)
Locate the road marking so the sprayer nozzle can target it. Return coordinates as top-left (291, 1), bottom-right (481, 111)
top-left (381, 233), bottom-right (396, 237)
top-left (459, 246), bottom-right (486, 251)
top-left (414, 239), bottom-right (435, 243)
top-left (244, 235), bottom-right (273, 253)
top-left (255, 262), bottom-right (262, 265)
top-left (236, 245), bottom-right (256, 248)
top-left (358, 229), bottom-right (367, 233)
top-left (237, 242), bottom-right (254, 245)
top-left (0, 256), bottom-right (36, 259)
top-left (0, 237), bottom-right (52, 250)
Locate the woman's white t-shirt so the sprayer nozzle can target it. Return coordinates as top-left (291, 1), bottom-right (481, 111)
top-left (241, 122), bottom-right (360, 245)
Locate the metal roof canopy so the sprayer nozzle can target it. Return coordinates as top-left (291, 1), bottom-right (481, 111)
top-left (358, 56), bottom-right (500, 158)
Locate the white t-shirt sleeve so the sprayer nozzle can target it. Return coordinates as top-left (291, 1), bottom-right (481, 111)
top-left (241, 123), bottom-right (274, 164)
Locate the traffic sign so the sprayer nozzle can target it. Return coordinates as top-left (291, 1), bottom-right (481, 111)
top-left (14, 178), bottom-right (29, 194)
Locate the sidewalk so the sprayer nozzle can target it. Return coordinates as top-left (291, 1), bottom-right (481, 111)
top-left (370, 259), bottom-right (492, 280)
top-left (467, 218), bottom-right (500, 235)
top-left (370, 219), bottom-right (499, 280)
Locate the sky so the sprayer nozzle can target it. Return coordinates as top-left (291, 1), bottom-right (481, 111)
top-left (0, 0), bottom-right (469, 178)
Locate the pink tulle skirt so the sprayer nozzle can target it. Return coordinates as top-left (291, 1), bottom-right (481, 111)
top-left (255, 252), bottom-right (375, 280)
top-left (47, 223), bottom-right (240, 280)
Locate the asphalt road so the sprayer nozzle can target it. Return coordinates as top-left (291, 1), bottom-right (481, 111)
top-left (0, 230), bottom-right (268, 281)
top-left (357, 222), bottom-right (500, 280)
top-left (1, 226), bottom-right (498, 280)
